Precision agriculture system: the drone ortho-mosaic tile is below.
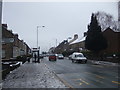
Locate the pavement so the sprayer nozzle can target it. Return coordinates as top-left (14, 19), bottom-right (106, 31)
top-left (88, 60), bottom-right (119, 67)
top-left (65, 57), bottom-right (119, 66)
top-left (2, 59), bottom-right (67, 89)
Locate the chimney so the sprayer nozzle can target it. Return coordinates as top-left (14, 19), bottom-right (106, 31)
top-left (14, 34), bottom-right (18, 38)
top-left (2, 24), bottom-right (8, 29)
top-left (84, 32), bottom-right (87, 37)
top-left (68, 34), bottom-right (78, 44)
top-left (9, 30), bottom-right (13, 33)
top-left (74, 34), bottom-right (78, 39)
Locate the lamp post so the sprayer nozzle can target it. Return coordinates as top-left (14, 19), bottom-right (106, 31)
top-left (36, 26), bottom-right (45, 49)
top-left (35, 25), bottom-right (45, 63)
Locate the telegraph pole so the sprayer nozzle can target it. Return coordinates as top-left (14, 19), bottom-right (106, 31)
top-left (0, 0), bottom-right (2, 88)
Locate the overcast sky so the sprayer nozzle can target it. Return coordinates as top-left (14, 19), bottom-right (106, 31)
top-left (2, 1), bottom-right (118, 52)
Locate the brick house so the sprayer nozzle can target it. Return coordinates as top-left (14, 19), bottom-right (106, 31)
top-left (55, 27), bottom-right (120, 55)
top-left (69, 40), bottom-right (85, 52)
top-left (69, 28), bottom-right (120, 54)
top-left (2, 24), bottom-right (31, 59)
top-left (102, 27), bottom-right (120, 53)
top-left (2, 24), bottom-right (14, 59)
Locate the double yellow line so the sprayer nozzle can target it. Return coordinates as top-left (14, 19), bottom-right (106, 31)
top-left (73, 78), bottom-right (90, 85)
top-left (112, 81), bottom-right (120, 85)
top-left (79, 78), bottom-right (89, 85)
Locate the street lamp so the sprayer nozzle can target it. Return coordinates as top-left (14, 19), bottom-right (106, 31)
top-left (37, 26), bottom-right (45, 49)
top-left (35, 25), bottom-right (45, 63)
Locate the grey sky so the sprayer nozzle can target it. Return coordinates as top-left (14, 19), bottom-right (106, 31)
top-left (2, 2), bottom-right (118, 52)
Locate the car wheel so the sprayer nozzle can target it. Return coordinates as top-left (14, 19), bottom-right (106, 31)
top-left (72, 60), bottom-right (74, 63)
top-left (84, 60), bottom-right (87, 63)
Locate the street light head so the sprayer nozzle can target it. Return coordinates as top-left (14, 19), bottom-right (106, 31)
top-left (37, 26), bottom-right (45, 28)
top-left (68, 37), bottom-right (72, 39)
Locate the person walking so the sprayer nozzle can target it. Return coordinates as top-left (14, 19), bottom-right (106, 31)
top-left (34, 54), bottom-right (37, 63)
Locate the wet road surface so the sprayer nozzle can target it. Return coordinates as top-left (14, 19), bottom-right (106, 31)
top-left (43, 57), bottom-right (119, 88)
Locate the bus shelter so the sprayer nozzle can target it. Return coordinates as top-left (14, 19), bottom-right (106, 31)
top-left (32, 48), bottom-right (40, 63)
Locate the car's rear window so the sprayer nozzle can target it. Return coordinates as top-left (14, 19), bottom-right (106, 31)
top-left (75, 54), bottom-right (83, 57)
top-left (49, 54), bottom-right (56, 56)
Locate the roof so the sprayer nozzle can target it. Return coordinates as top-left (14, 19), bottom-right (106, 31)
top-left (69, 36), bottom-right (86, 45)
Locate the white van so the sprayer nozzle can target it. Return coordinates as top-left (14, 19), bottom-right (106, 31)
top-left (71, 52), bottom-right (87, 63)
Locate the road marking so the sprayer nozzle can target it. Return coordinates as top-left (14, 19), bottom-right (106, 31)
top-left (59, 77), bottom-right (74, 88)
top-left (85, 72), bottom-right (104, 79)
top-left (79, 78), bottom-right (89, 85)
top-left (72, 78), bottom-right (89, 85)
top-left (95, 75), bottom-right (104, 79)
top-left (112, 81), bottom-right (120, 85)
top-left (79, 83), bottom-right (83, 85)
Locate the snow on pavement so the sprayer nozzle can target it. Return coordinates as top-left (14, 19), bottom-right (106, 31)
top-left (2, 62), bottom-right (67, 88)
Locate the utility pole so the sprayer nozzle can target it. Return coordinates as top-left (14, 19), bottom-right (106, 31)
top-left (56, 39), bottom-right (57, 47)
top-left (36, 25), bottom-right (45, 63)
top-left (36, 26), bottom-right (45, 49)
top-left (0, 0), bottom-right (2, 88)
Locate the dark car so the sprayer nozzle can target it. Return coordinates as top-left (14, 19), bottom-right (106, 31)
top-left (49, 54), bottom-right (57, 61)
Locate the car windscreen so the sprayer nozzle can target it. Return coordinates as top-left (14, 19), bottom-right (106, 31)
top-left (75, 54), bottom-right (83, 57)
top-left (49, 54), bottom-right (56, 56)
top-left (58, 54), bottom-right (63, 56)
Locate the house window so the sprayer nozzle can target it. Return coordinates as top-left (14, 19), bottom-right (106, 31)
top-left (2, 50), bottom-right (5, 58)
top-left (13, 47), bottom-right (19, 57)
top-left (2, 38), bottom-right (14, 44)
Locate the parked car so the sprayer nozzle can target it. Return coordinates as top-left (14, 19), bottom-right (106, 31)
top-left (57, 54), bottom-right (64, 59)
top-left (71, 52), bottom-right (87, 63)
top-left (49, 54), bottom-right (57, 61)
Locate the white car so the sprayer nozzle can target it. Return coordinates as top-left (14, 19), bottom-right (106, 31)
top-left (57, 54), bottom-right (64, 59)
top-left (71, 52), bottom-right (87, 63)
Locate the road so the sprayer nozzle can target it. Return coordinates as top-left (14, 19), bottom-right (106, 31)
top-left (42, 57), bottom-right (119, 88)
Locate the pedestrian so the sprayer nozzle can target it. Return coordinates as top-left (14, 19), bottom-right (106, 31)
top-left (34, 54), bottom-right (37, 63)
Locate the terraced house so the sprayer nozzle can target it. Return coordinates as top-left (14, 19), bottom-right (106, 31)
top-left (2, 24), bottom-right (31, 60)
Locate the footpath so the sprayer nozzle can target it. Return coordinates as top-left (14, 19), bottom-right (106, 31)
top-left (88, 60), bottom-right (119, 67)
top-left (65, 57), bottom-right (119, 66)
top-left (2, 59), bottom-right (67, 89)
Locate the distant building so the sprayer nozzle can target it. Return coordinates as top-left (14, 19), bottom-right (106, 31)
top-left (49, 47), bottom-right (55, 53)
top-left (54, 34), bottom-right (79, 54)
top-left (2, 24), bottom-right (31, 59)
top-left (69, 36), bottom-right (86, 52)
top-left (68, 34), bottom-right (78, 44)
